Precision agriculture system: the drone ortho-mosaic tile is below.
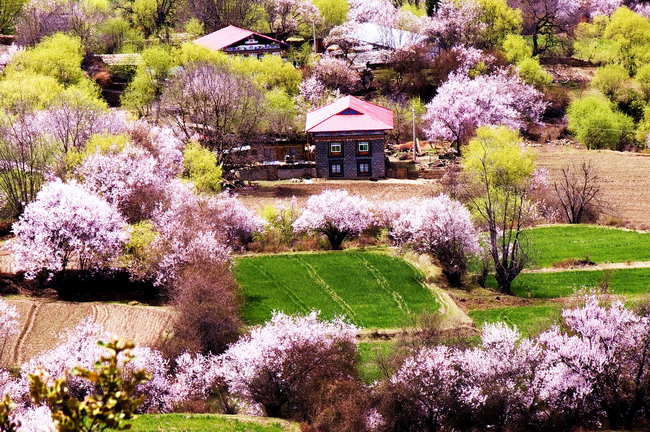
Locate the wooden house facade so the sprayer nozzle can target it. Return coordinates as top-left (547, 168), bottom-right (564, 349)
top-left (305, 96), bottom-right (393, 179)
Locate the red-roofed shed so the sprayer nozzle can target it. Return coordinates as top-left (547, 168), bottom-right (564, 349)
top-left (193, 25), bottom-right (288, 57)
top-left (305, 96), bottom-right (393, 179)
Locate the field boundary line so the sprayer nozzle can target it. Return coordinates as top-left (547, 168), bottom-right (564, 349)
top-left (356, 255), bottom-right (412, 315)
top-left (525, 261), bottom-right (650, 274)
top-left (249, 261), bottom-right (311, 314)
top-left (13, 301), bottom-right (41, 365)
top-left (290, 255), bottom-right (360, 325)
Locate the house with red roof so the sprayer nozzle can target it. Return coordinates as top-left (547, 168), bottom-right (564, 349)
top-left (306, 96), bottom-right (393, 179)
top-left (193, 25), bottom-right (288, 58)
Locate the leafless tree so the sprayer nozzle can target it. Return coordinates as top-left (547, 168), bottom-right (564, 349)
top-left (161, 63), bottom-right (266, 169)
top-left (185, 0), bottom-right (260, 33)
top-left (554, 160), bottom-right (602, 224)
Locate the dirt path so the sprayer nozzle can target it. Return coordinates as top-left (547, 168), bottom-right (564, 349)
top-left (524, 261), bottom-right (650, 274)
top-left (1, 299), bottom-right (175, 367)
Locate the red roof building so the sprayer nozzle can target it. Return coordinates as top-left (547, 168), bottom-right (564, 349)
top-left (305, 96), bottom-right (393, 179)
top-left (193, 25), bottom-right (288, 57)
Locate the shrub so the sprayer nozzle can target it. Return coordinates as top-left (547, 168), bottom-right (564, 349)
top-left (182, 141), bottom-right (222, 194)
top-left (502, 33), bottom-right (532, 64)
top-left (567, 95), bottom-right (635, 150)
top-left (516, 57), bottom-right (553, 87)
top-left (592, 64), bottom-right (630, 101)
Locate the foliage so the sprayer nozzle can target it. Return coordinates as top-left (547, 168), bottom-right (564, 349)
top-left (592, 64), bottom-right (630, 100)
top-left (0, 72), bottom-right (64, 112)
top-left (311, 57), bottom-right (360, 94)
top-left (260, 199), bottom-right (301, 246)
top-left (292, 189), bottom-right (373, 250)
top-left (29, 339), bottom-right (150, 432)
top-left (423, 70), bottom-right (546, 152)
top-left (389, 194), bottom-right (480, 286)
top-left (313, 0), bottom-right (348, 31)
top-left (12, 180), bottom-right (129, 277)
top-left (502, 33), bottom-right (532, 63)
top-left (476, 0), bottom-right (523, 47)
top-left (235, 251), bottom-right (440, 329)
top-left (161, 62), bottom-right (265, 168)
top-left (8, 33), bottom-right (86, 86)
top-left (516, 57), bottom-right (552, 87)
top-left (566, 95), bottom-right (635, 150)
top-left (122, 46), bottom-right (174, 116)
top-left (509, 0), bottom-right (581, 54)
top-left (233, 55), bottom-right (303, 95)
top-left (635, 63), bottom-right (650, 101)
top-left (182, 141), bottom-right (222, 194)
top-left (217, 311), bottom-right (358, 420)
top-left (602, 6), bottom-right (650, 74)
top-left (258, 0), bottom-right (321, 40)
top-left (462, 126), bottom-right (537, 294)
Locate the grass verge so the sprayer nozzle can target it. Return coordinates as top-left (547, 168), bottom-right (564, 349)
top-left (132, 414), bottom-right (297, 432)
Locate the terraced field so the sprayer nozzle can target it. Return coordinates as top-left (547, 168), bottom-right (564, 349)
top-left (235, 251), bottom-right (442, 329)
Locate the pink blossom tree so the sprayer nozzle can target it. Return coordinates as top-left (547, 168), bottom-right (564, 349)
top-left (423, 70), bottom-right (546, 153)
top-left (425, 0), bottom-right (487, 49)
top-left (539, 297), bottom-right (650, 430)
top-left (311, 57), bottom-right (360, 94)
top-left (347, 0), bottom-right (397, 25)
top-left (389, 194), bottom-right (480, 286)
top-left (293, 189), bottom-right (374, 250)
top-left (217, 311), bottom-right (358, 420)
top-left (12, 180), bottom-right (129, 277)
top-left (206, 193), bottom-right (266, 248)
top-left (262, 0), bottom-right (321, 40)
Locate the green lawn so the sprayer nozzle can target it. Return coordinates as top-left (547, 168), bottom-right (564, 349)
top-left (486, 268), bottom-right (650, 298)
top-left (132, 414), bottom-right (295, 431)
top-left (359, 341), bottom-right (396, 383)
top-left (234, 251), bottom-right (439, 329)
top-left (526, 225), bottom-right (650, 268)
top-left (469, 304), bottom-right (563, 337)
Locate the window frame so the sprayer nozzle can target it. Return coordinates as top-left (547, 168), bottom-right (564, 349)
top-left (357, 159), bottom-right (371, 177)
top-left (357, 141), bottom-right (370, 156)
top-left (329, 161), bottom-right (344, 177)
top-left (329, 142), bottom-right (343, 157)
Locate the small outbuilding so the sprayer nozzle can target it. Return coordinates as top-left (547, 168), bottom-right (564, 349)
top-left (305, 96), bottom-right (393, 179)
top-left (193, 25), bottom-right (288, 57)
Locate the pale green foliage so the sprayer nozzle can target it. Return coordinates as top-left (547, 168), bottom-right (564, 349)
top-left (122, 46), bottom-right (174, 115)
top-left (516, 58), bottom-right (552, 87)
top-left (66, 133), bottom-right (130, 170)
top-left (503, 34), bottom-right (532, 64)
top-left (0, 0), bottom-right (24, 34)
top-left (233, 55), bottom-right (302, 94)
top-left (124, 220), bottom-right (159, 275)
top-left (603, 7), bottom-right (650, 74)
top-left (313, 0), bottom-right (348, 30)
top-left (462, 126), bottom-right (534, 190)
top-left (29, 339), bottom-right (149, 432)
top-left (176, 42), bottom-right (230, 66)
top-left (401, 2), bottom-right (426, 17)
top-left (261, 201), bottom-right (300, 245)
top-left (0, 72), bottom-right (64, 110)
top-left (265, 88), bottom-right (298, 136)
top-left (635, 63), bottom-right (650, 101)
top-left (477, 0), bottom-right (523, 48)
top-left (567, 95), bottom-right (635, 150)
top-left (183, 141), bottom-right (222, 193)
top-left (592, 64), bottom-right (629, 101)
top-left (8, 33), bottom-right (85, 85)
top-left (184, 18), bottom-right (205, 36)
top-left (573, 17), bottom-right (617, 65)
top-left (636, 106), bottom-right (650, 144)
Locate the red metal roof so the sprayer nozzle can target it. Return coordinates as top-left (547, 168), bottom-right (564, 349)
top-left (193, 25), bottom-right (286, 51)
top-left (305, 96), bottom-right (394, 133)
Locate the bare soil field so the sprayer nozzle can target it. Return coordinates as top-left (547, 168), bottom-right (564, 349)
top-left (534, 144), bottom-right (650, 229)
top-left (1, 299), bottom-right (174, 367)
top-left (236, 179), bottom-right (441, 211)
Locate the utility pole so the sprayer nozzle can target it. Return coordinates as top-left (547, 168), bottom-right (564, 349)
top-left (412, 107), bottom-right (417, 162)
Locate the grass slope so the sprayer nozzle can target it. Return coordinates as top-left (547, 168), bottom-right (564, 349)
top-left (235, 251), bottom-right (439, 329)
top-left (469, 305), bottom-right (563, 337)
top-left (526, 225), bottom-right (650, 268)
top-left (132, 414), bottom-right (296, 431)
top-left (486, 268), bottom-right (650, 298)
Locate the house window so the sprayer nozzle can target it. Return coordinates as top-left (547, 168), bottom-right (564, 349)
top-left (330, 162), bottom-right (343, 177)
top-left (357, 141), bottom-right (370, 155)
top-left (357, 160), bottom-right (371, 177)
top-left (329, 142), bottom-right (342, 156)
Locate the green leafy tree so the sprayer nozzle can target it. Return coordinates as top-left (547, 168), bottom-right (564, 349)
top-left (502, 33), bottom-right (532, 64)
top-left (183, 141), bottom-right (222, 193)
top-left (635, 63), bottom-right (650, 102)
top-left (0, 0), bottom-right (24, 34)
top-left (592, 64), bottom-right (629, 101)
top-left (477, 0), bottom-right (523, 48)
top-left (29, 339), bottom-right (150, 432)
top-left (603, 7), bottom-right (650, 74)
top-left (313, 0), bottom-right (348, 32)
top-left (122, 46), bottom-right (174, 116)
top-left (567, 95), bottom-right (635, 150)
top-left (462, 126), bottom-right (536, 295)
top-left (516, 57), bottom-right (552, 87)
